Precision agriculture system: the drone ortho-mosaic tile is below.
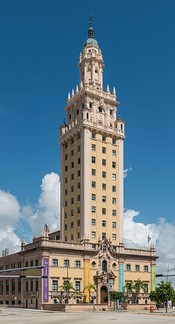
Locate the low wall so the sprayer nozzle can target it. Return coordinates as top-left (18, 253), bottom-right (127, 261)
top-left (126, 304), bottom-right (155, 312)
top-left (42, 303), bottom-right (108, 312)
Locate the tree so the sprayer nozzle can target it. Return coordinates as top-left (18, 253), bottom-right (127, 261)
top-left (59, 281), bottom-right (75, 303)
top-left (124, 279), bottom-right (146, 304)
top-left (149, 281), bottom-right (175, 313)
top-left (83, 283), bottom-right (96, 303)
top-left (110, 291), bottom-right (124, 302)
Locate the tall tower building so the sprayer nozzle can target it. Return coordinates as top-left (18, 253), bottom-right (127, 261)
top-left (60, 19), bottom-right (125, 245)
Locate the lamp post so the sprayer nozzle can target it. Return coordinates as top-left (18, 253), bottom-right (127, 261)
top-left (166, 265), bottom-right (175, 283)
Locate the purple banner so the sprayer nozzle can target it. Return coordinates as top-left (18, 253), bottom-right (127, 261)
top-left (43, 258), bottom-right (49, 302)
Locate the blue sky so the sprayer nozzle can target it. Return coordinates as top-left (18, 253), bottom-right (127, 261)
top-left (0, 0), bottom-right (175, 273)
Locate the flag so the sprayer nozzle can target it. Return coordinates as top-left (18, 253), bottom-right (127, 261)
top-left (44, 224), bottom-right (49, 233)
top-left (147, 235), bottom-right (151, 243)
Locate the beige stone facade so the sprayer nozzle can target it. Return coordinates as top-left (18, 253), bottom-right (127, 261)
top-left (0, 21), bottom-right (158, 309)
top-left (0, 232), bottom-right (157, 308)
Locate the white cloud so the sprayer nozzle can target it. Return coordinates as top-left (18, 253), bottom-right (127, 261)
top-left (0, 172), bottom-right (60, 254)
top-left (124, 209), bottom-right (175, 286)
top-left (0, 191), bottom-right (21, 253)
top-left (124, 166), bottom-right (132, 178)
top-left (27, 172), bottom-right (60, 236)
top-left (1, 172), bottom-right (175, 288)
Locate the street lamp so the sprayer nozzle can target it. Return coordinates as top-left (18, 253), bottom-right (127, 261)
top-left (166, 265), bottom-right (175, 283)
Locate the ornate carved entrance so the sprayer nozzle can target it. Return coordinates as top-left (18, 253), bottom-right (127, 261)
top-left (100, 285), bottom-right (107, 303)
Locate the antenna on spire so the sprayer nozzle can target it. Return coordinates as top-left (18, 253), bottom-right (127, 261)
top-left (88, 14), bottom-right (94, 38)
top-left (89, 15), bottom-right (93, 27)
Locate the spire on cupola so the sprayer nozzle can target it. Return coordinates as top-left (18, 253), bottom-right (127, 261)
top-left (84, 15), bottom-right (99, 48)
top-left (88, 15), bottom-right (95, 38)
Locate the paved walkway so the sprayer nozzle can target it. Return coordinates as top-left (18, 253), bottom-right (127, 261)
top-left (0, 308), bottom-right (175, 324)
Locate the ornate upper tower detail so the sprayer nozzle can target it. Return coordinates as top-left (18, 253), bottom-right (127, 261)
top-left (79, 17), bottom-right (104, 89)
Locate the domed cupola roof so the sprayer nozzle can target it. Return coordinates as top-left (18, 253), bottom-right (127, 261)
top-left (84, 16), bottom-right (99, 48)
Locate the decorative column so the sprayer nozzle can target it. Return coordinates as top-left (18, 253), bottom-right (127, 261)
top-left (83, 256), bottom-right (90, 302)
top-left (151, 262), bottom-right (156, 291)
top-left (119, 262), bottom-right (124, 292)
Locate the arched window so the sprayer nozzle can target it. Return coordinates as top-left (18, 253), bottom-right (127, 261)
top-left (102, 260), bottom-right (107, 272)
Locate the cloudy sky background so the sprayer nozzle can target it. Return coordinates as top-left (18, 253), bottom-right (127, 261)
top-left (1, 171), bottom-right (175, 285)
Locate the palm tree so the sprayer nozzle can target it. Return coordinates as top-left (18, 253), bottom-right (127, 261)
top-left (59, 281), bottom-right (75, 303)
top-left (124, 281), bottom-right (135, 296)
top-left (83, 283), bottom-right (96, 303)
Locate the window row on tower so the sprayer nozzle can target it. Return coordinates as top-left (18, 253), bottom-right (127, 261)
top-left (91, 219), bottom-right (116, 228)
top-left (91, 206), bottom-right (116, 216)
top-left (91, 231), bottom-right (116, 240)
top-left (91, 194), bottom-right (117, 204)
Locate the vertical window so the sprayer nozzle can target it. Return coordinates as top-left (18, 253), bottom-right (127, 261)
top-left (12, 279), bottom-right (15, 294)
top-left (75, 280), bottom-right (80, 291)
top-left (92, 194), bottom-right (96, 200)
top-left (92, 144), bottom-right (96, 151)
top-left (112, 233), bottom-right (116, 240)
top-left (112, 149), bottom-right (116, 156)
top-left (102, 220), bottom-right (106, 227)
top-left (112, 222), bottom-right (116, 228)
top-left (144, 265), bottom-right (149, 272)
top-left (102, 135), bottom-right (106, 142)
top-left (52, 280), bottom-right (58, 292)
top-left (126, 264), bottom-right (131, 271)
top-left (64, 259), bottom-right (70, 268)
top-left (102, 159), bottom-right (106, 166)
top-left (92, 169), bottom-right (96, 176)
top-left (92, 132), bottom-right (96, 139)
top-left (112, 174), bottom-right (116, 180)
top-left (91, 218), bottom-right (96, 225)
top-left (135, 265), bottom-right (140, 272)
top-left (112, 185), bottom-right (116, 192)
top-left (102, 232), bottom-right (106, 240)
top-left (112, 161), bottom-right (116, 168)
top-left (92, 156), bottom-right (96, 163)
top-left (112, 209), bottom-right (116, 216)
top-left (102, 171), bottom-right (106, 178)
top-left (102, 183), bottom-right (106, 190)
top-left (52, 259), bottom-right (58, 266)
top-left (92, 181), bottom-right (96, 188)
top-left (102, 208), bottom-right (106, 215)
top-left (112, 138), bottom-right (116, 145)
top-left (102, 195), bottom-right (106, 203)
top-left (102, 147), bottom-right (106, 153)
top-left (75, 260), bottom-right (81, 268)
top-left (91, 231), bottom-right (96, 238)
top-left (92, 206), bottom-right (96, 213)
top-left (112, 197), bottom-right (116, 204)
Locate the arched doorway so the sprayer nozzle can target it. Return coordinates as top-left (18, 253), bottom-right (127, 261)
top-left (100, 285), bottom-right (107, 303)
